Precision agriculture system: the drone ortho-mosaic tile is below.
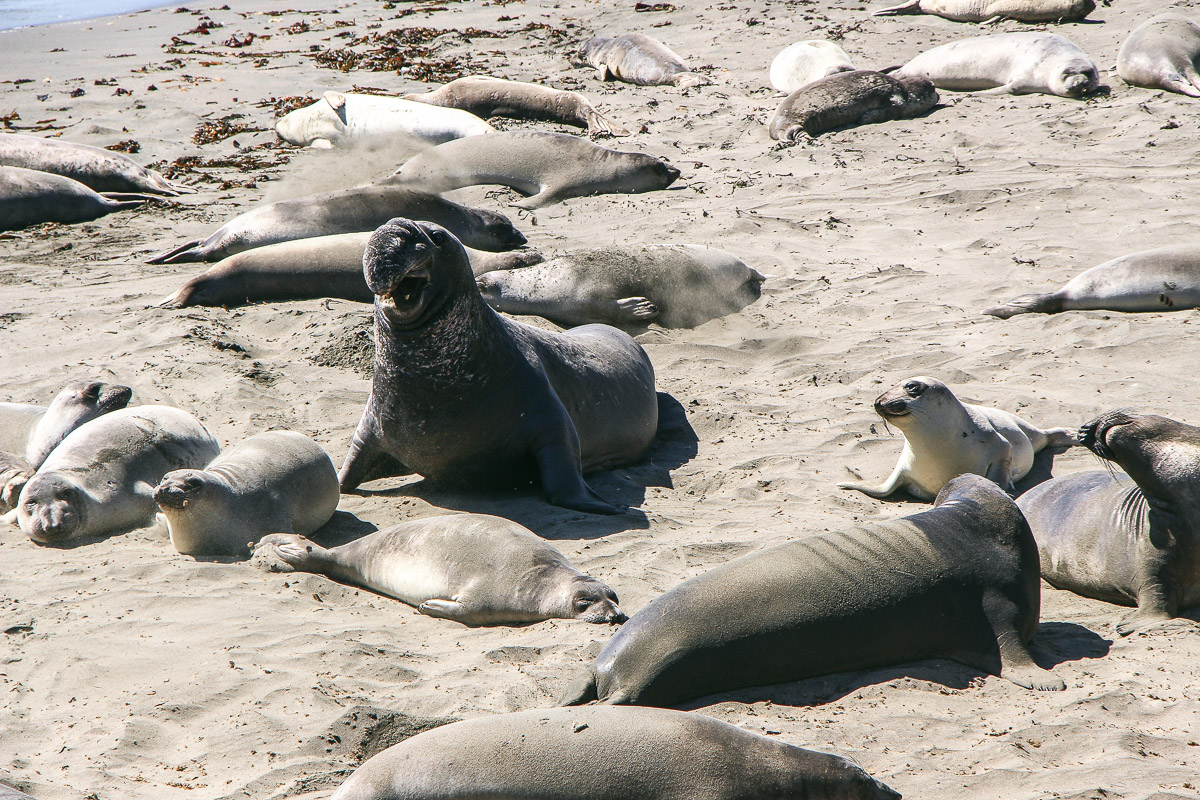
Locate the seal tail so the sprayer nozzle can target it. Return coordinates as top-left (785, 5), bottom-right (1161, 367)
top-left (99, 192), bottom-right (155, 211)
top-left (873, 0), bottom-right (922, 14)
top-left (147, 239), bottom-right (204, 265)
top-left (585, 108), bottom-right (632, 137)
top-left (1042, 428), bottom-right (1077, 453)
top-left (982, 292), bottom-right (1062, 319)
top-left (149, 171), bottom-right (196, 196)
top-left (557, 668), bottom-right (599, 706)
top-left (1163, 72), bottom-right (1200, 98)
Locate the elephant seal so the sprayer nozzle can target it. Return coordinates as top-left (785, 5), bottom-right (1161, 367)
top-left (1018, 410), bottom-right (1200, 636)
top-left (146, 185), bottom-right (525, 264)
top-left (769, 70), bottom-right (938, 141)
top-left (837, 376), bottom-right (1076, 501)
top-left (1118, 15), bottom-right (1200, 98)
top-left (770, 40), bottom-right (856, 94)
top-left (158, 233), bottom-right (544, 308)
top-left (873, 0), bottom-right (1093, 23)
top-left (895, 33), bottom-right (1100, 98)
top-left (0, 166), bottom-right (152, 232)
top-left (0, 133), bottom-right (189, 195)
top-left (573, 33), bottom-right (711, 89)
top-left (561, 474), bottom-right (1064, 707)
top-left (16, 406), bottom-right (220, 544)
top-left (476, 244), bottom-right (765, 329)
top-left (984, 245), bottom-right (1200, 319)
top-left (338, 218), bottom-right (658, 514)
top-left (153, 430), bottom-right (339, 557)
top-left (0, 786), bottom-right (36, 800)
top-left (273, 91), bottom-right (493, 150)
top-left (404, 76), bottom-right (630, 137)
top-left (255, 513), bottom-right (625, 625)
top-left (385, 131), bottom-right (680, 209)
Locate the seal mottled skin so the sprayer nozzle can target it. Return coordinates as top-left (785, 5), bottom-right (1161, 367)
top-left (769, 70), bottom-right (938, 142)
top-left (0, 133), bottom-right (189, 195)
top-left (573, 33), bottom-right (711, 89)
top-left (328, 707), bottom-right (901, 800)
top-left (0, 165), bottom-right (151, 232)
top-left (1118, 14), bottom-right (1200, 98)
top-left (873, 0), bottom-right (1094, 23)
top-left (339, 218), bottom-right (658, 514)
top-left (1018, 410), bottom-right (1200, 636)
top-left (256, 513), bottom-right (625, 626)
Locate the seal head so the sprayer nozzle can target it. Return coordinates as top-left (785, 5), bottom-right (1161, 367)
top-left (152, 470), bottom-right (209, 511)
top-left (564, 577), bottom-right (627, 624)
top-left (19, 473), bottom-right (85, 544)
top-left (364, 218), bottom-right (472, 330)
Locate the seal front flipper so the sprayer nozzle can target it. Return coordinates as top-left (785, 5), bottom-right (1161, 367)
top-left (536, 441), bottom-right (622, 514)
top-left (558, 668), bottom-right (599, 706)
top-left (418, 598), bottom-right (473, 623)
top-left (838, 463), bottom-right (913, 500)
top-left (338, 415), bottom-right (410, 491)
top-left (510, 187), bottom-right (565, 210)
top-left (996, 633), bottom-right (1066, 691)
top-left (584, 109), bottom-right (632, 138)
top-left (612, 297), bottom-right (659, 324)
top-left (1114, 582), bottom-right (1174, 636)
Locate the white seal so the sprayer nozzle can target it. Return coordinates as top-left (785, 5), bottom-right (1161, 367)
top-left (1118, 14), bottom-right (1200, 98)
top-left (274, 91), bottom-right (494, 150)
top-left (769, 41), bottom-right (856, 94)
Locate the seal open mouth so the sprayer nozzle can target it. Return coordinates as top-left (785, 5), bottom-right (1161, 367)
top-left (378, 262), bottom-right (433, 318)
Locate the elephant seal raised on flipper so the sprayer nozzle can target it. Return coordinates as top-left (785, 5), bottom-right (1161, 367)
top-left (1018, 410), bottom-right (1200, 636)
top-left (338, 218), bottom-right (658, 515)
top-left (561, 474), bottom-right (1064, 708)
top-left (572, 34), bottom-right (711, 89)
top-left (0, 166), bottom-right (152, 232)
top-left (0, 133), bottom-right (189, 195)
top-left (1118, 14), bottom-right (1200, 97)
top-left (273, 90), bottom-right (494, 149)
top-left (873, 0), bottom-right (1093, 23)
top-left (769, 70), bottom-right (938, 141)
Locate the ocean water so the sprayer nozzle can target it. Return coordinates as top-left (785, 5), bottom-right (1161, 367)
top-left (0, 0), bottom-right (175, 31)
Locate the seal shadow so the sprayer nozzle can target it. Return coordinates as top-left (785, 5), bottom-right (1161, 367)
top-left (1013, 447), bottom-right (1061, 497)
top-left (305, 509), bottom-right (381, 549)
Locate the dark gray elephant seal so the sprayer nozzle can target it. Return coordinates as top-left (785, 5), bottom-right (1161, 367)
top-left (0, 166), bottom-right (152, 232)
top-left (769, 70), bottom-right (938, 142)
top-left (1118, 14), bottom-right (1200, 97)
top-left (561, 474), bottom-right (1064, 707)
top-left (158, 233), bottom-right (543, 308)
top-left (476, 244), bottom-right (765, 329)
top-left (0, 132), bottom-right (189, 195)
top-left (385, 131), bottom-right (680, 209)
top-left (403, 76), bottom-right (630, 137)
top-left (146, 185), bottom-right (525, 264)
top-left (255, 513), bottom-right (625, 626)
top-left (154, 430), bottom-right (339, 558)
top-left (985, 244), bottom-right (1200, 318)
top-left (328, 706), bottom-right (900, 800)
top-left (339, 218), bottom-right (658, 515)
top-left (873, 0), bottom-right (1093, 22)
top-left (573, 33), bottom-right (712, 89)
top-left (1017, 410), bottom-right (1200, 636)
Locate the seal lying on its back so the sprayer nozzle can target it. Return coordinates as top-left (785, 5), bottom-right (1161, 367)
top-left (573, 33), bottom-right (711, 89)
top-left (0, 166), bottom-right (152, 232)
top-left (770, 40), bottom-right (856, 94)
top-left (873, 0), bottom-right (1093, 22)
top-left (146, 184), bottom-right (525, 264)
top-left (404, 76), bottom-right (630, 137)
top-left (838, 376), bottom-right (1075, 500)
top-left (386, 131), bottom-right (680, 209)
top-left (1118, 15), bottom-right (1200, 98)
top-left (256, 513), bottom-right (625, 626)
top-left (154, 430), bottom-right (339, 557)
top-left (477, 244), bottom-right (765, 329)
top-left (339, 218), bottom-right (658, 514)
top-left (273, 91), bottom-right (494, 150)
top-left (769, 70), bottom-right (938, 141)
top-left (561, 474), bottom-right (1064, 708)
top-left (895, 33), bottom-right (1100, 98)
top-left (16, 406), bottom-right (220, 544)
top-left (985, 245), bottom-right (1200, 318)
top-left (0, 133), bottom-right (189, 195)
top-left (1018, 410), bottom-right (1200, 636)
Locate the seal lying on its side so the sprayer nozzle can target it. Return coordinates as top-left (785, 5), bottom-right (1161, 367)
top-left (154, 430), bottom-right (339, 557)
top-left (0, 166), bottom-right (152, 232)
top-left (1018, 410), bottom-right (1200, 636)
top-left (273, 91), bottom-right (494, 150)
top-left (561, 474), bottom-right (1064, 708)
top-left (158, 233), bottom-right (543, 308)
top-left (339, 219), bottom-right (658, 514)
top-left (385, 131), bottom-right (680, 209)
top-left (1118, 15), bottom-right (1200, 98)
top-left (895, 33), bottom-right (1100, 99)
top-left (837, 376), bottom-right (1076, 501)
top-left (404, 76), bottom-right (630, 137)
top-left (770, 40), bottom-right (856, 94)
top-left (985, 244), bottom-right (1200, 318)
top-left (146, 185), bottom-right (525, 264)
top-left (476, 244), bottom-right (765, 329)
top-left (769, 70), bottom-right (938, 141)
top-left (873, 0), bottom-right (1094, 22)
top-left (0, 133), bottom-right (189, 195)
top-left (572, 33), bottom-right (711, 89)
top-left (256, 513), bottom-right (625, 626)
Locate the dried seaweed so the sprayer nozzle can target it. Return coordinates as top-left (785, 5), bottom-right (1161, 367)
top-left (193, 114), bottom-right (267, 145)
top-left (308, 25), bottom-right (504, 82)
top-left (106, 139), bottom-right (140, 153)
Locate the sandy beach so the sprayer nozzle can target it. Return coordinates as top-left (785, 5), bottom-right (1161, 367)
top-left (2, 0), bottom-right (1200, 798)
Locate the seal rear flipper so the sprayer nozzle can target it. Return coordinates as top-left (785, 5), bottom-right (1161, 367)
top-left (147, 239), bottom-right (204, 265)
top-left (99, 192), bottom-right (154, 211)
top-left (672, 73), bottom-right (712, 89)
top-left (584, 109), bottom-right (632, 137)
top-left (558, 668), bottom-right (599, 706)
top-left (982, 292), bottom-right (1062, 319)
top-left (873, 0), bottom-right (922, 15)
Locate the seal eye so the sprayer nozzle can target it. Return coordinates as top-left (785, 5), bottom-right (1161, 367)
top-left (904, 382), bottom-right (925, 396)
top-left (574, 597), bottom-right (594, 611)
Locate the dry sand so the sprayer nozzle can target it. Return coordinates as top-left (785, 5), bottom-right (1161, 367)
top-left (3, 0), bottom-right (1200, 798)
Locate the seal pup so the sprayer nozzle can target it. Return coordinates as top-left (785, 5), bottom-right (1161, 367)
top-left (154, 430), bottom-right (339, 558)
top-left (0, 166), bottom-right (152, 232)
top-left (273, 91), bottom-right (494, 150)
top-left (0, 133), bottom-right (189, 195)
top-left (572, 33), bottom-right (711, 89)
top-left (769, 70), bottom-right (938, 141)
top-left (1018, 410), bottom-right (1200, 636)
top-left (385, 131), bottom-right (680, 209)
top-left (404, 76), bottom-right (630, 137)
top-left (895, 33), bottom-right (1100, 98)
top-left (339, 218), bottom-right (658, 514)
top-left (158, 233), bottom-right (543, 308)
top-left (1118, 14), bottom-right (1200, 98)
top-left (256, 513), bottom-right (625, 625)
top-left (837, 376), bottom-right (1076, 500)
top-left (328, 706), bottom-right (900, 800)
top-left (873, 0), bottom-right (1094, 23)
top-left (985, 244), bottom-right (1200, 319)
top-left (146, 185), bottom-right (525, 264)
top-left (476, 244), bottom-right (765, 329)
top-left (770, 40), bottom-right (857, 94)
top-left (16, 406), bottom-right (220, 544)
top-left (562, 474), bottom-right (1064, 707)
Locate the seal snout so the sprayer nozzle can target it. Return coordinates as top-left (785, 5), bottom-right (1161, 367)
top-left (153, 474), bottom-right (204, 509)
top-left (1079, 409), bottom-right (1138, 459)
